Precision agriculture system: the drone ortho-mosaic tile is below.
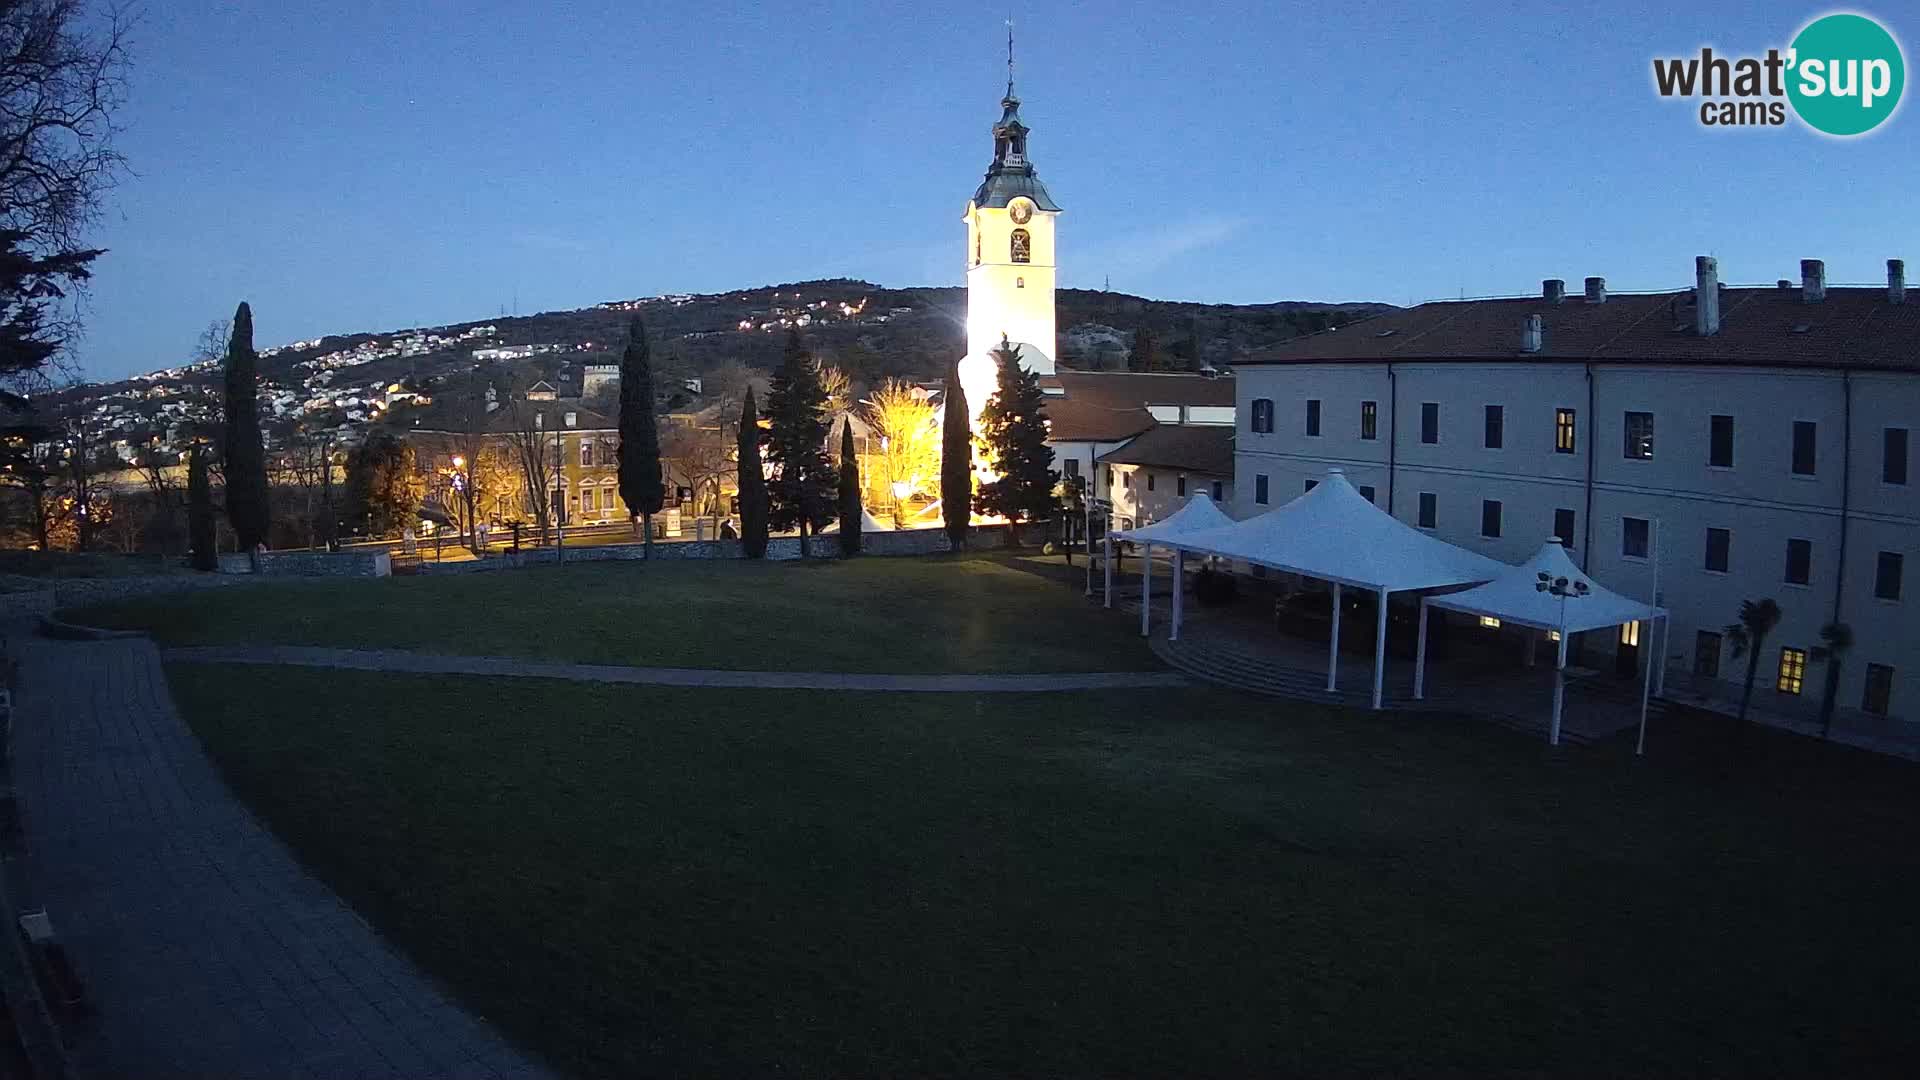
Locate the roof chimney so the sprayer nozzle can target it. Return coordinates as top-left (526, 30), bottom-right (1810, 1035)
top-left (1521, 314), bottom-right (1544, 353)
top-left (1584, 276), bottom-right (1606, 304)
top-left (1542, 279), bottom-right (1565, 304)
top-left (1777, 279), bottom-right (1795, 290)
top-left (1890, 259), bottom-right (1906, 304)
top-left (1801, 258), bottom-right (1826, 302)
top-left (1695, 256), bottom-right (1720, 336)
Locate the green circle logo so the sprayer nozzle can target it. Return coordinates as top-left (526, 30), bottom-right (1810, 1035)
top-left (1787, 13), bottom-right (1905, 136)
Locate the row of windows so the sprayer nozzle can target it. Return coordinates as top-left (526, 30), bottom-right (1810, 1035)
top-left (1248, 397), bottom-right (1912, 482)
top-left (1694, 634), bottom-right (1896, 715)
top-left (1678, 525), bottom-right (1905, 598)
top-left (1107, 466), bottom-right (1224, 502)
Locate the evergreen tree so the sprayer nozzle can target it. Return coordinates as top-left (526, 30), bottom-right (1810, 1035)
top-left (187, 443), bottom-right (216, 571)
top-left (837, 419), bottom-right (862, 557)
top-left (736, 388), bottom-right (770, 558)
top-left (616, 314), bottom-right (665, 555)
top-left (221, 302), bottom-right (271, 550)
top-left (343, 431), bottom-right (421, 537)
top-left (976, 338), bottom-right (1058, 530)
top-left (1128, 325), bottom-right (1161, 373)
top-left (764, 329), bottom-right (837, 556)
top-left (940, 359), bottom-right (971, 550)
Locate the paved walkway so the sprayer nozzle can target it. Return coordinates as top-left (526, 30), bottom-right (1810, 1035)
top-left (9, 634), bottom-right (557, 1079)
top-left (163, 645), bottom-right (1189, 692)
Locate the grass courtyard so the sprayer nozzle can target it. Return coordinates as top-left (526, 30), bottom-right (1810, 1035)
top-left (84, 554), bottom-right (1920, 1074)
top-left (72, 554), bottom-right (1154, 674)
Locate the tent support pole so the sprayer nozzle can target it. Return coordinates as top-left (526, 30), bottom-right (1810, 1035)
top-left (1170, 547), bottom-right (1185, 641)
top-left (1327, 582), bottom-right (1342, 692)
top-left (1652, 614), bottom-right (1668, 697)
top-left (1550, 628), bottom-right (1570, 746)
top-left (1635, 616), bottom-right (1657, 756)
top-left (1103, 529), bottom-right (1113, 609)
top-left (1139, 542), bottom-right (1152, 638)
top-left (1371, 587), bottom-right (1388, 710)
top-left (1414, 597), bottom-right (1429, 700)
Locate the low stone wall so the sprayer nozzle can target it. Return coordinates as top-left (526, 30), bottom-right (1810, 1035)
top-left (0, 589), bottom-right (55, 623)
top-left (217, 551), bottom-right (391, 578)
top-left (40, 574), bottom-right (259, 612)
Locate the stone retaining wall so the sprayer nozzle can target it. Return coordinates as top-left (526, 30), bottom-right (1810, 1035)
top-left (216, 551), bottom-right (391, 577)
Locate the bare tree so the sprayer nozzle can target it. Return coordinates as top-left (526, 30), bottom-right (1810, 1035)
top-left (504, 392), bottom-right (557, 545)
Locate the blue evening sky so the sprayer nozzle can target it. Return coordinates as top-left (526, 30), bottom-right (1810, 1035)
top-left (77, 0), bottom-right (1917, 380)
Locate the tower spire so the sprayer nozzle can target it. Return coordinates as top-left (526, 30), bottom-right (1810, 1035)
top-left (1006, 17), bottom-right (1015, 99)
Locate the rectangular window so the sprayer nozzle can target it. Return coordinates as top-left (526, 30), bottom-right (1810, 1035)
top-left (1305, 399), bottom-right (1321, 436)
top-left (1481, 499), bottom-right (1502, 539)
top-left (1555, 408), bottom-right (1577, 454)
top-left (1693, 631), bottom-right (1721, 678)
top-left (1792, 420), bottom-right (1817, 476)
top-left (1105, 466), bottom-right (1113, 489)
top-left (1146, 473), bottom-right (1155, 492)
top-left (1360, 401), bottom-right (1378, 440)
top-left (1887, 427), bottom-right (1909, 485)
top-left (1417, 492), bottom-right (1436, 529)
top-left (1863, 663), bottom-right (1894, 716)
top-left (1777, 647), bottom-right (1807, 695)
top-left (1624, 411), bottom-right (1654, 460)
top-left (1176, 475), bottom-right (1186, 496)
top-left (581, 488), bottom-right (596, 512)
top-left (580, 440), bottom-right (593, 467)
top-left (1484, 405), bottom-right (1504, 449)
top-left (1304, 479), bottom-right (1318, 493)
top-left (1709, 414), bottom-right (1734, 468)
top-left (1620, 621), bottom-right (1641, 647)
top-left (1358, 484), bottom-right (1375, 504)
top-left (1254, 474), bottom-right (1269, 505)
top-left (1211, 480), bottom-right (1223, 501)
top-left (1553, 508), bottom-right (1575, 548)
top-left (1479, 616), bottom-right (1501, 629)
top-left (1704, 528), bottom-right (1731, 572)
top-left (1250, 398), bottom-right (1274, 434)
top-left (1876, 551), bottom-right (1903, 600)
top-left (1622, 516), bottom-right (1650, 558)
top-left (1063, 458), bottom-right (1080, 478)
top-left (1421, 402), bottom-right (1439, 444)
top-left (1122, 472), bottom-right (1132, 490)
top-left (1785, 539), bottom-right (1812, 585)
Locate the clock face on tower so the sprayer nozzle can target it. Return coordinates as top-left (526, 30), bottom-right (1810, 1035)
top-left (1008, 199), bottom-right (1033, 225)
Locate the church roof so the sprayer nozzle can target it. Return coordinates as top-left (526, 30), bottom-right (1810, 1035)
top-left (970, 82), bottom-right (1061, 211)
top-left (972, 170), bottom-right (1060, 211)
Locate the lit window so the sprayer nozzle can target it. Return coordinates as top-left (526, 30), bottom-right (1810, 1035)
top-left (1620, 621), bottom-right (1641, 647)
top-left (1010, 228), bottom-right (1031, 264)
top-left (1777, 647), bottom-right (1807, 694)
top-left (1360, 401), bottom-right (1378, 440)
top-left (1555, 408), bottom-right (1577, 454)
top-left (1479, 616), bottom-right (1502, 629)
top-left (580, 441), bottom-right (593, 467)
top-left (1546, 630), bottom-right (1561, 642)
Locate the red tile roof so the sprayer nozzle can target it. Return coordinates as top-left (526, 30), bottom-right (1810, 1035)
top-left (1237, 286), bottom-right (1920, 371)
top-left (1097, 423), bottom-right (1235, 475)
top-left (1041, 369), bottom-right (1235, 442)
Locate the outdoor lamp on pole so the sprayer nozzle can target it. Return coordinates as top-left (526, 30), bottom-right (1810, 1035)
top-left (1535, 572), bottom-right (1590, 746)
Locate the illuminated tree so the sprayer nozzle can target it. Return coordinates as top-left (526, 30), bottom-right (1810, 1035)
top-left (617, 314), bottom-right (665, 554)
top-left (343, 431), bottom-right (422, 538)
top-left (837, 419), bottom-right (861, 557)
top-left (975, 337), bottom-right (1057, 528)
top-left (736, 388), bottom-right (769, 558)
top-left (940, 360), bottom-right (970, 550)
top-left (865, 379), bottom-right (939, 527)
top-left (221, 303), bottom-right (271, 550)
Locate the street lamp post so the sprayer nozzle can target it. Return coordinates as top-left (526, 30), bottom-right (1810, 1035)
top-left (1535, 572), bottom-right (1591, 747)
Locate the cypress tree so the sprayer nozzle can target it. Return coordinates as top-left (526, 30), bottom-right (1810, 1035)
top-left (221, 302), bottom-right (271, 550)
top-left (837, 419), bottom-right (861, 557)
top-left (616, 314), bottom-right (665, 555)
top-left (976, 338), bottom-right (1058, 531)
top-left (736, 388), bottom-right (770, 558)
top-left (1128, 325), bottom-right (1161, 373)
top-left (764, 329), bottom-right (837, 556)
top-left (187, 443), bottom-right (217, 571)
top-left (940, 359), bottom-right (971, 550)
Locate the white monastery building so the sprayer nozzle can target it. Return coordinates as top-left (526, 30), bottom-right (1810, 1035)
top-left (1232, 257), bottom-right (1918, 726)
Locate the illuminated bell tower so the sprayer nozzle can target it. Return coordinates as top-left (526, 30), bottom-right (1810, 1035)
top-left (961, 29), bottom-right (1059, 399)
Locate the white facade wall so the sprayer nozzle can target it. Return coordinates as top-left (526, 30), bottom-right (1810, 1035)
top-left (1235, 360), bottom-right (1919, 724)
top-left (1107, 464), bottom-right (1230, 527)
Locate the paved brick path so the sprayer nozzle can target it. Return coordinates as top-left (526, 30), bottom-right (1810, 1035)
top-left (163, 644), bottom-right (1189, 692)
top-left (9, 635), bottom-right (557, 1079)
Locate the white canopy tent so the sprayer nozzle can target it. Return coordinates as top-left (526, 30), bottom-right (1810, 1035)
top-left (1418, 539), bottom-right (1668, 747)
top-left (1107, 493), bottom-right (1236, 635)
top-left (1153, 470), bottom-right (1507, 708)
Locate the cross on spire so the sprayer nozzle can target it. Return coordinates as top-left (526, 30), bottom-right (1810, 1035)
top-left (1006, 17), bottom-right (1015, 99)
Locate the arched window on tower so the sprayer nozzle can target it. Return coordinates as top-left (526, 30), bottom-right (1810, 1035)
top-left (1010, 228), bottom-right (1031, 264)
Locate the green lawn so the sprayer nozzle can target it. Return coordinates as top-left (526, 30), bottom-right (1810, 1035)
top-left (168, 663), bottom-right (1920, 1077)
top-left (71, 554), bottom-right (1155, 673)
